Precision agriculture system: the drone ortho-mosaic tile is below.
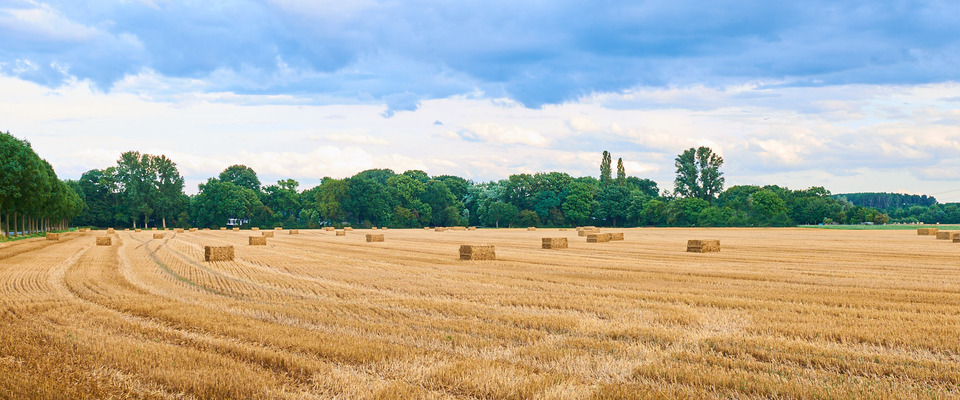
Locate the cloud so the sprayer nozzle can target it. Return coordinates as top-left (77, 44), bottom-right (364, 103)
top-left (455, 123), bottom-right (549, 147)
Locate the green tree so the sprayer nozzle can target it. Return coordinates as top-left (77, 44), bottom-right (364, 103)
top-left (600, 151), bottom-right (612, 186)
top-left (484, 201), bottom-right (519, 228)
top-left (421, 180), bottom-right (461, 226)
top-left (219, 165), bottom-right (261, 192)
top-left (750, 189), bottom-right (789, 225)
top-left (562, 182), bottom-right (594, 226)
top-left (674, 146), bottom-right (724, 202)
top-left (667, 197), bottom-right (710, 226)
top-left (616, 158), bottom-right (626, 186)
top-left (595, 185), bottom-right (631, 227)
top-left (153, 155), bottom-right (186, 229)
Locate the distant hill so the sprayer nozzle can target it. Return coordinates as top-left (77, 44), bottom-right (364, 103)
top-left (833, 192), bottom-right (937, 210)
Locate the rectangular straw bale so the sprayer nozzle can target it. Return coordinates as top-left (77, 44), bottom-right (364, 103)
top-left (372, 227), bottom-right (379, 230)
top-left (587, 233), bottom-right (612, 243)
top-left (220, 227), bottom-right (226, 230)
top-left (435, 227), bottom-right (446, 232)
top-left (135, 229), bottom-right (141, 232)
top-left (152, 227), bottom-right (157, 230)
top-left (336, 230), bottom-right (346, 236)
top-left (46, 233), bottom-right (60, 240)
top-left (468, 227), bottom-right (477, 231)
top-left (527, 227), bottom-right (537, 231)
top-left (687, 239), bottom-right (721, 253)
top-left (252, 227), bottom-right (260, 231)
top-left (451, 226), bottom-right (466, 231)
top-left (233, 227), bottom-right (239, 231)
top-left (107, 228), bottom-right (115, 234)
top-left (459, 244), bottom-right (496, 260)
top-left (275, 227), bottom-right (283, 230)
top-left (324, 227), bottom-right (335, 231)
top-left (249, 236), bottom-right (266, 245)
top-left (578, 229), bottom-right (600, 237)
top-left (153, 233), bottom-right (164, 239)
top-left (953, 233), bottom-right (960, 243)
top-left (96, 236), bottom-right (112, 246)
top-left (344, 227), bottom-right (354, 231)
top-left (204, 246), bottom-right (234, 261)
top-left (918, 228), bottom-right (938, 235)
top-left (559, 228), bottom-right (568, 231)
top-left (262, 231), bottom-right (274, 238)
top-left (189, 228), bottom-right (198, 232)
top-left (289, 229), bottom-right (299, 234)
top-left (610, 232), bottom-right (624, 241)
top-left (175, 229), bottom-right (184, 233)
top-left (366, 233), bottom-right (385, 242)
top-left (203, 228), bottom-right (210, 231)
top-left (424, 227), bottom-right (431, 230)
top-left (936, 231), bottom-right (953, 240)
top-left (542, 237), bottom-right (567, 249)
top-left (382, 227), bottom-right (388, 230)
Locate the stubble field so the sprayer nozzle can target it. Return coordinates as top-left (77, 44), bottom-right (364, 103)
top-left (1, 227), bottom-right (958, 399)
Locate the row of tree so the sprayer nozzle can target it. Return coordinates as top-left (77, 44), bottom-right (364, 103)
top-left (66, 146), bottom-right (919, 230)
top-left (1, 131), bottom-right (83, 237)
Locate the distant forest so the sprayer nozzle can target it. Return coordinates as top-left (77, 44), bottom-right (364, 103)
top-left (4, 130), bottom-right (960, 237)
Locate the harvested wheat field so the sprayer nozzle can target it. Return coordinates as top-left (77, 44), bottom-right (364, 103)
top-left (1, 228), bottom-right (960, 399)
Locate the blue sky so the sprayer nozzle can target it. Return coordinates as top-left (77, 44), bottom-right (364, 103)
top-left (2, 0), bottom-right (960, 200)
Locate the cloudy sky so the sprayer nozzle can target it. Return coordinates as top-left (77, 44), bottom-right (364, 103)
top-left (2, 0), bottom-right (960, 201)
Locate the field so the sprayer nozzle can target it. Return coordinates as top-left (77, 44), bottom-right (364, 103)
top-left (1, 228), bottom-right (959, 399)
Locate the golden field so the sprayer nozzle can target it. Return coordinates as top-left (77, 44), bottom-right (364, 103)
top-left (1, 228), bottom-right (958, 399)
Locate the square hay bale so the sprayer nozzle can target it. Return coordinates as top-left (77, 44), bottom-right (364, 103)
top-left (233, 227), bottom-right (240, 231)
top-left (542, 237), bottom-right (568, 249)
top-left (468, 227), bottom-right (477, 231)
top-left (936, 231), bottom-right (953, 240)
top-left (435, 227), bottom-right (446, 232)
top-left (324, 227), bottom-right (335, 231)
top-left (152, 227), bottom-right (158, 230)
top-left (372, 227), bottom-right (379, 230)
top-left (46, 233), bottom-right (60, 240)
top-left (578, 229), bottom-right (600, 237)
top-left (249, 236), bottom-right (266, 246)
top-left (220, 227), bottom-right (226, 230)
top-left (289, 229), bottom-right (299, 235)
top-left (610, 232), bottom-right (624, 241)
top-left (152, 233), bottom-right (164, 240)
top-left (953, 233), bottom-right (960, 243)
top-left (252, 227), bottom-right (260, 231)
top-left (107, 228), bottom-right (115, 234)
top-left (135, 229), bottom-right (141, 232)
top-left (189, 228), bottom-right (198, 232)
top-left (335, 230), bottom-right (346, 236)
top-left (366, 233), bottom-right (385, 242)
top-left (918, 228), bottom-right (938, 235)
top-left (204, 246), bottom-right (234, 261)
top-left (423, 227), bottom-right (431, 230)
top-left (527, 227), bottom-right (537, 231)
top-left (587, 233), bottom-right (612, 243)
top-left (96, 236), bottom-right (112, 246)
top-left (275, 227), bottom-right (283, 230)
top-left (382, 227), bottom-right (388, 230)
top-left (559, 228), bottom-right (568, 231)
top-left (460, 244), bottom-right (496, 260)
top-left (262, 231), bottom-right (274, 238)
top-left (175, 228), bottom-right (185, 234)
top-left (203, 228), bottom-right (210, 231)
top-left (344, 227), bottom-right (354, 231)
top-left (687, 239), bottom-right (721, 253)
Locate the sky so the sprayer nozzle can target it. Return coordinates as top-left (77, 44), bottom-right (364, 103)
top-left (2, 0), bottom-right (960, 201)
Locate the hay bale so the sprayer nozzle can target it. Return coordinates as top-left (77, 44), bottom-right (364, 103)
top-left (262, 231), bottom-right (274, 238)
top-left (252, 227), bottom-right (260, 231)
top-left (249, 236), bottom-right (266, 246)
top-left (578, 229), bottom-right (600, 237)
top-left (372, 227), bottom-right (379, 230)
top-left (96, 236), bottom-right (112, 246)
top-left (344, 227), bottom-right (354, 231)
top-left (451, 226), bottom-right (466, 231)
top-left (204, 246), bottom-right (234, 261)
top-left (135, 229), bottom-right (141, 233)
top-left (366, 233), bottom-right (385, 242)
top-left (587, 233), bottom-right (612, 243)
top-left (468, 227), bottom-right (477, 231)
top-left (382, 227), bottom-right (388, 230)
top-left (275, 227), bottom-right (283, 230)
top-left (936, 231), bottom-right (953, 240)
top-left (460, 244), bottom-right (496, 260)
top-left (918, 228), bottom-right (938, 235)
top-left (610, 232), bottom-right (624, 241)
top-left (153, 233), bottom-right (164, 240)
top-left (527, 227), bottom-right (537, 231)
top-left (233, 227), bottom-right (240, 231)
top-left (687, 239), bottom-right (721, 253)
top-left (289, 229), bottom-right (299, 235)
top-left (107, 228), bottom-right (115, 234)
top-left (559, 228), bottom-right (568, 231)
top-left (423, 227), bottom-right (431, 230)
top-left (175, 228), bottom-right (184, 233)
top-left (203, 228), bottom-right (210, 231)
top-left (152, 227), bottom-right (158, 230)
top-left (435, 227), bottom-right (446, 232)
top-left (542, 237), bottom-right (568, 249)
top-left (220, 227), bottom-right (226, 230)
top-left (189, 228), bottom-right (198, 232)
top-left (46, 233), bottom-right (60, 240)
top-left (336, 230), bottom-right (346, 236)
top-left (324, 227), bottom-right (335, 231)
top-left (953, 233), bottom-right (960, 243)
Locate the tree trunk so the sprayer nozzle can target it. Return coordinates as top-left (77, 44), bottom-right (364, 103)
top-left (162, 216), bottom-right (167, 229)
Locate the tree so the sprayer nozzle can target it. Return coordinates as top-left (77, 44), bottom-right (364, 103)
top-left (421, 180), bottom-right (461, 226)
top-left (192, 179), bottom-right (264, 228)
top-left (562, 182), bottom-right (594, 226)
top-left (219, 165), bottom-right (261, 192)
top-left (595, 185), bottom-right (630, 227)
top-left (674, 146), bottom-right (724, 202)
top-left (484, 201), bottom-right (519, 228)
top-left (750, 189), bottom-right (789, 225)
top-left (153, 155), bottom-right (186, 229)
top-left (667, 197), bottom-right (710, 226)
top-left (616, 158), bottom-right (626, 186)
top-left (314, 178), bottom-right (349, 225)
top-left (600, 151), bottom-right (612, 186)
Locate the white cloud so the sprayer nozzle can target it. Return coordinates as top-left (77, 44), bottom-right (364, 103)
top-left (455, 122), bottom-right (549, 147)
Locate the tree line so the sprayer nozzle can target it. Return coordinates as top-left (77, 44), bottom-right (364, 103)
top-left (1, 131), bottom-right (83, 238)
